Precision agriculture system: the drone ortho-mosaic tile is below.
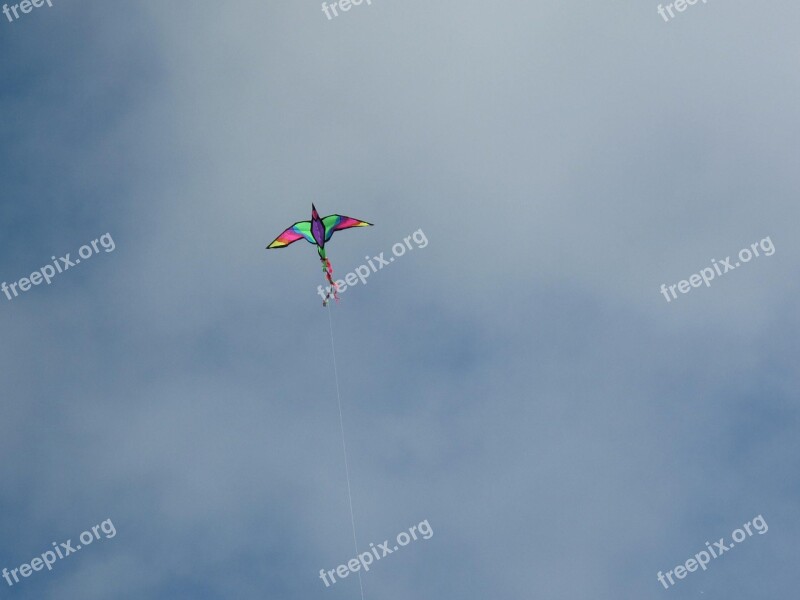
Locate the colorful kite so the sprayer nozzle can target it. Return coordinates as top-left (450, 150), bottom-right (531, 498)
top-left (266, 204), bottom-right (372, 305)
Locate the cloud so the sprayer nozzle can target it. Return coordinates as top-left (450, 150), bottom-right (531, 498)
top-left (0, 0), bottom-right (797, 598)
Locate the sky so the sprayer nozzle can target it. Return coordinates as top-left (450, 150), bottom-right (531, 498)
top-left (0, 0), bottom-right (798, 598)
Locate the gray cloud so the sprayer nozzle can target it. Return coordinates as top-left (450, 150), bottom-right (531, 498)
top-left (0, 0), bottom-right (797, 598)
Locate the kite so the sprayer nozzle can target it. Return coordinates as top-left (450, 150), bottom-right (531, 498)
top-left (266, 204), bottom-right (372, 305)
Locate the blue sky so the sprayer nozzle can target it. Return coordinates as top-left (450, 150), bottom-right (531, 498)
top-left (0, 0), bottom-right (798, 598)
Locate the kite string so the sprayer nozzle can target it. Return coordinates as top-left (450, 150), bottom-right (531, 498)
top-left (327, 304), bottom-right (365, 600)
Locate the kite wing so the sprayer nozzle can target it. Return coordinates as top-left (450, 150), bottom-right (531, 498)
top-left (266, 220), bottom-right (315, 249)
top-left (322, 215), bottom-right (373, 242)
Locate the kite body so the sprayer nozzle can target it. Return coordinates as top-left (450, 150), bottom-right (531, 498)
top-left (267, 204), bottom-right (372, 305)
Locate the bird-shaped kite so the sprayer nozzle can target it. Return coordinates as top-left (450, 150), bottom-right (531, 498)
top-left (266, 204), bottom-right (372, 305)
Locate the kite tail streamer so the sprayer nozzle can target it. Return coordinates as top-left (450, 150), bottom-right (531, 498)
top-left (320, 255), bottom-right (339, 307)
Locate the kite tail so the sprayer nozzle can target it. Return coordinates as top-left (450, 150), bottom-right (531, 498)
top-left (319, 252), bottom-right (339, 307)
